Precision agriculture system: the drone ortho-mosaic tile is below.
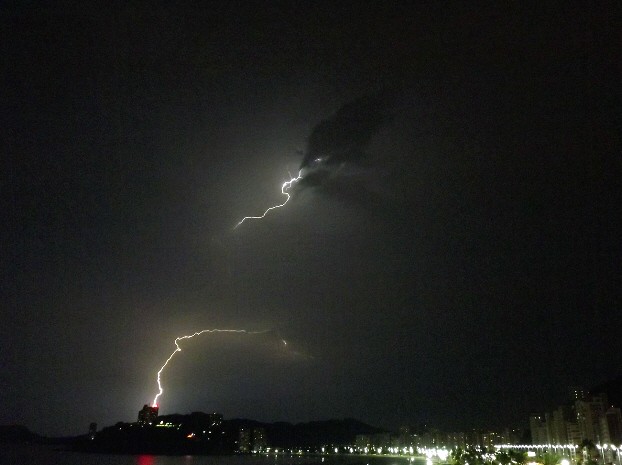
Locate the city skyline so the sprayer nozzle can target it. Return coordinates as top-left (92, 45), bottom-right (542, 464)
top-left (2, 2), bottom-right (621, 436)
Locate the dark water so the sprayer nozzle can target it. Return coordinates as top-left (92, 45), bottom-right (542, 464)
top-left (0, 445), bottom-right (427, 465)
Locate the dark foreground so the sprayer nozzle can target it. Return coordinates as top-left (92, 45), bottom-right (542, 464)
top-left (1, 417), bottom-right (385, 456)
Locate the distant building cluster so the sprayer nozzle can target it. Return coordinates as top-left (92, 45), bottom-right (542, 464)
top-left (530, 386), bottom-right (622, 446)
top-left (85, 386), bottom-right (622, 458)
top-left (356, 426), bottom-right (522, 451)
top-left (237, 427), bottom-right (268, 453)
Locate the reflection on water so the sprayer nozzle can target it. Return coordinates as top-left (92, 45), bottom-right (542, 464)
top-left (137, 455), bottom-right (156, 465)
top-left (0, 444), bottom-right (428, 465)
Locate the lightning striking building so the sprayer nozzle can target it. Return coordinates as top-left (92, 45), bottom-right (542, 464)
top-left (138, 404), bottom-right (159, 425)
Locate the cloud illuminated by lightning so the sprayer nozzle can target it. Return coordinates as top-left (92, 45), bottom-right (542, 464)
top-left (234, 170), bottom-right (303, 229)
top-left (152, 329), bottom-right (268, 407)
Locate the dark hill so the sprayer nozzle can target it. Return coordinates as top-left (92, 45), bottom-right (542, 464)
top-left (0, 425), bottom-right (42, 443)
top-left (77, 415), bottom-right (385, 455)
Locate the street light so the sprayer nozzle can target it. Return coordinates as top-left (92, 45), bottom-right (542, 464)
top-left (597, 444), bottom-right (608, 465)
top-left (610, 445), bottom-right (621, 465)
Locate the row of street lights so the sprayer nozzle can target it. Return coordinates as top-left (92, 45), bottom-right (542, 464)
top-left (497, 443), bottom-right (622, 465)
top-left (596, 444), bottom-right (622, 465)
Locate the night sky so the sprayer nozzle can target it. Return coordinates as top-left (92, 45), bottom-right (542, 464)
top-left (2, 2), bottom-right (621, 437)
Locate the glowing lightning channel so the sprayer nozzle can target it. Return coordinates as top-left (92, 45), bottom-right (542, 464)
top-left (152, 329), bottom-right (267, 407)
top-left (234, 170), bottom-right (303, 229)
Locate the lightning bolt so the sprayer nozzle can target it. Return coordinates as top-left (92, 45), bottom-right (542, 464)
top-left (151, 170), bottom-right (305, 407)
top-left (234, 170), bottom-right (303, 229)
top-left (152, 329), bottom-right (268, 407)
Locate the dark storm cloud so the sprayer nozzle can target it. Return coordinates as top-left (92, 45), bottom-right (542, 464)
top-left (299, 92), bottom-right (395, 170)
top-left (294, 90), bottom-right (412, 220)
top-left (3, 0), bottom-right (622, 438)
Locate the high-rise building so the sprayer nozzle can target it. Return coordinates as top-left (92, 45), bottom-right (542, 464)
top-left (569, 386), bottom-right (586, 402)
top-left (530, 414), bottom-right (548, 444)
top-left (547, 406), bottom-right (572, 444)
top-left (465, 430), bottom-right (484, 447)
top-left (481, 432), bottom-right (499, 448)
top-left (137, 404), bottom-right (159, 425)
top-left (566, 420), bottom-right (582, 445)
top-left (576, 394), bottom-right (607, 442)
top-left (236, 426), bottom-right (268, 453)
top-left (601, 407), bottom-right (622, 444)
top-left (252, 427), bottom-right (267, 452)
top-left (445, 432), bottom-right (467, 449)
top-left (237, 427), bottom-right (251, 453)
top-left (528, 388), bottom-right (622, 446)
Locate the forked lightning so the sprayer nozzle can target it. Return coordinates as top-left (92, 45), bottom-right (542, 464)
top-left (152, 329), bottom-right (267, 407)
top-left (234, 170), bottom-right (303, 229)
top-left (152, 171), bottom-right (303, 408)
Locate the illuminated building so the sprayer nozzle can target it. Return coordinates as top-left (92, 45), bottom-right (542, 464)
top-left (445, 432), bottom-right (467, 449)
top-left (531, 389), bottom-right (622, 445)
top-left (546, 405), bottom-right (573, 444)
top-left (252, 427), bottom-right (267, 452)
top-left (138, 404), bottom-right (159, 425)
top-left (529, 414), bottom-right (548, 444)
top-left (601, 406), bottom-right (622, 444)
top-left (576, 394), bottom-right (607, 442)
top-left (569, 386), bottom-right (586, 401)
top-left (206, 412), bottom-right (223, 427)
top-left (566, 420), bottom-right (582, 445)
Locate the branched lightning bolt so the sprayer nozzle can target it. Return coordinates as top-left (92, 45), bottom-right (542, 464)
top-left (152, 329), bottom-right (267, 407)
top-left (151, 170), bottom-right (305, 408)
top-left (234, 170), bottom-right (303, 229)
